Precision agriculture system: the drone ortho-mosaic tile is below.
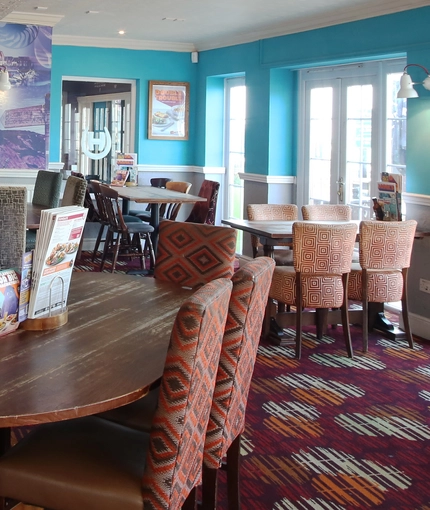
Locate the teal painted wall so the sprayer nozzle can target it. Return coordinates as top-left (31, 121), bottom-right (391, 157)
top-left (50, 6), bottom-right (430, 194)
top-left (50, 46), bottom-right (197, 165)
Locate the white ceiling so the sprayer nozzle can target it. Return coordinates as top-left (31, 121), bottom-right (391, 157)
top-left (1, 0), bottom-right (429, 52)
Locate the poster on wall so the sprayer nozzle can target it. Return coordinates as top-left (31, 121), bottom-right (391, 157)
top-left (0, 23), bottom-right (52, 170)
top-left (148, 81), bottom-right (189, 141)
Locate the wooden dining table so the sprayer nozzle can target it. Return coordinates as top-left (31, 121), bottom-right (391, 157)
top-left (221, 217), bottom-right (409, 343)
top-left (26, 203), bottom-right (45, 229)
top-left (0, 272), bottom-right (193, 455)
top-left (113, 185), bottom-right (207, 254)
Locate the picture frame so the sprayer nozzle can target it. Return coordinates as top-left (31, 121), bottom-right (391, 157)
top-left (148, 81), bottom-right (190, 140)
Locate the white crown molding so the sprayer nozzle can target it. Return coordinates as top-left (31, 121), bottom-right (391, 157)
top-left (239, 172), bottom-right (296, 184)
top-left (53, 34), bottom-right (196, 52)
top-left (2, 11), bottom-right (64, 27)
top-left (0, 170), bottom-right (37, 179)
top-left (197, 0), bottom-right (430, 51)
top-left (403, 192), bottom-right (430, 206)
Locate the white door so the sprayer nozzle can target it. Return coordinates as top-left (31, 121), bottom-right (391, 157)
top-left (298, 60), bottom-right (406, 220)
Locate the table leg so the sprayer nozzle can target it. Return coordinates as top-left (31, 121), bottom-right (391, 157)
top-left (150, 204), bottom-right (160, 266)
top-left (122, 197), bottom-right (130, 215)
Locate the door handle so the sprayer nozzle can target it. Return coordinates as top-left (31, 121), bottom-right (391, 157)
top-left (336, 177), bottom-right (344, 202)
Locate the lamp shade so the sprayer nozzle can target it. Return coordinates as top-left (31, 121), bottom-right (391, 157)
top-left (397, 72), bottom-right (418, 98)
top-left (0, 68), bottom-right (11, 91)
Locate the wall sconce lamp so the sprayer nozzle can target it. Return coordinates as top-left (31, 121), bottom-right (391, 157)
top-left (0, 66), bottom-right (11, 91)
top-left (397, 63), bottom-right (430, 98)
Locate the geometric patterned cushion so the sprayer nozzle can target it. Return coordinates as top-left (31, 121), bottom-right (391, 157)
top-left (62, 176), bottom-right (88, 207)
top-left (301, 204), bottom-right (352, 220)
top-left (358, 220), bottom-right (417, 269)
top-left (348, 220), bottom-right (417, 303)
top-left (247, 204), bottom-right (298, 251)
top-left (0, 186), bottom-right (26, 269)
top-left (204, 257), bottom-right (275, 469)
top-left (154, 220), bottom-right (237, 288)
top-left (270, 222), bottom-right (357, 308)
top-left (348, 268), bottom-right (404, 302)
top-left (142, 278), bottom-right (232, 509)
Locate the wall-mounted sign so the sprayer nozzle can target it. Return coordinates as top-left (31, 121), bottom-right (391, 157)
top-left (148, 81), bottom-right (189, 141)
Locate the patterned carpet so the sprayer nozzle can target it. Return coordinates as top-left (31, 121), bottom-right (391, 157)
top-left (14, 255), bottom-right (430, 509)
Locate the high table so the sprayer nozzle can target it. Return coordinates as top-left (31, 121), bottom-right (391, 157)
top-left (0, 272), bottom-right (193, 454)
top-left (115, 185), bottom-right (206, 253)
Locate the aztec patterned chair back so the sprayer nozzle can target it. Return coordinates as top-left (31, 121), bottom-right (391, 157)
top-left (0, 186), bottom-right (26, 269)
top-left (154, 219), bottom-right (237, 288)
top-left (0, 279), bottom-right (232, 510)
top-left (269, 221), bottom-right (357, 358)
top-left (247, 203), bottom-right (298, 264)
top-left (185, 179), bottom-right (220, 225)
top-left (62, 175), bottom-right (88, 207)
top-left (32, 170), bottom-right (62, 208)
top-left (160, 180), bottom-right (192, 220)
top-left (202, 257), bottom-right (275, 509)
top-left (348, 220), bottom-right (417, 352)
top-left (142, 278), bottom-right (232, 508)
top-left (301, 204), bottom-right (352, 221)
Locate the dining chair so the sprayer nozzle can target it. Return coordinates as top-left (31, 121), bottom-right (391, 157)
top-left (0, 278), bottom-right (233, 510)
top-left (0, 186), bottom-right (26, 270)
top-left (154, 219), bottom-right (237, 288)
top-left (130, 177), bottom-right (173, 220)
top-left (61, 175), bottom-right (88, 207)
top-left (99, 184), bottom-right (155, 272)
top-left (247, 203), bottom-right (298, 265)
top-left (301, 204), bottom-right (352, 221)
top-left (96, 258), bottom-right (275, 510)
top-left (31, 170), bottom-right (62, 209)
top-left (185, 179), bottom-right (220, 225)
top-left (202, 257), bottom-right (275, 509)
top-left (90, 180), bottom-right (143, 262)
top-left (161, 180), bottom-right (193, 220)
top-left (347, 220), bottom-right (417, 352)
top-left (268, 221), bottom-right (357, 359)
top-left (26, 170), bottom-right (63, 252)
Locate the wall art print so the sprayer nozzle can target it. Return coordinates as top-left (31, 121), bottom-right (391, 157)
top-left (0, 23), bottom-right (52, 170)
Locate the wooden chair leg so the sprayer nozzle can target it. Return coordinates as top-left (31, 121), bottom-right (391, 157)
top-left (295, 274), bottom-right (303, 359)
top-left (226, 434), bottom-right (241, 510)
top-left (316, 308), bottom-right (328, 339)
top-left (362, 269), bottom-right (369, 353)
top-left (92, 223), bottom-right (106, 261)
top-left (341, 273), bottom-right (353, 358)
top-left (182, 486), bottom-right (197, 510)
top-left (201, 464), bottom-right (218, 510)
top-left (401, 268), bottom-right (414, 349)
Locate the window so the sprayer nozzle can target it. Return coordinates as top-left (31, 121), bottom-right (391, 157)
top-left (297, 58), bottom-right (407, 220)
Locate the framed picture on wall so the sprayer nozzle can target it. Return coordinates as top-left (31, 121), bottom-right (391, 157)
top-left (148, 81), bottom-right (189, 140)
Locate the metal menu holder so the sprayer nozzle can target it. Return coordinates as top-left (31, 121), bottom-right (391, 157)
top-left (20, 275), bottom-right (68, 331)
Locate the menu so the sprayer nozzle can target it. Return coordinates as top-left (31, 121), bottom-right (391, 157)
top-left (28, 206), bottom-right (88, 319)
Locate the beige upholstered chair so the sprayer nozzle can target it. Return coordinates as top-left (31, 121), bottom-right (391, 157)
top-left (247, 204), bottom-right (298, 265)
top-left (348, 220), bottom-right (417, 352)
top-left (61, 175), bottom-right (88, 207)
top-left (161, 180), bottom-right (192, 220)
top-left (269, 221), bottom-right (357, 359)
top-left (302, 204), bottom-right (352, 221)
top-left (0, 278), bottom-right (232, 510)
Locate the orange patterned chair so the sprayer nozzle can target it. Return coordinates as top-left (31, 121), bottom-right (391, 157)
top-left (348, 220), bottom-right (417, 352)
top-left (269, 221), bottom-right (357, 359)
top-left (247, 204), bottom-right (298, 265)
top-left (202, 257), bottom-right (275, 509)
top-left (0, 278), bottom-right (232, 510)
top-left (154, 219), bottom-right (237, 288)
top-left (301, 204), bottom-right (352, 220)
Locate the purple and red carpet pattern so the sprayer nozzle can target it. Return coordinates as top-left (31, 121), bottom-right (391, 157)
top-left (14, 253), bottom-right (430, 509)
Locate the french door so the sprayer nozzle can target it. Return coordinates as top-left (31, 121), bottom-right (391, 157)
top-left (298, 60), bottom-right (406, 220)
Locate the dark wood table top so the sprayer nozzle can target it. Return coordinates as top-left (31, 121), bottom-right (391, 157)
top-left (0, 272), bottom-right (193, 427)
